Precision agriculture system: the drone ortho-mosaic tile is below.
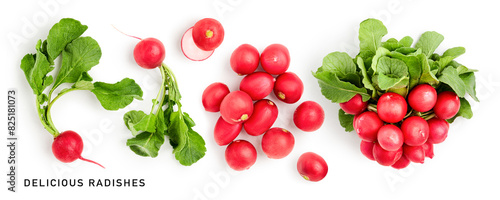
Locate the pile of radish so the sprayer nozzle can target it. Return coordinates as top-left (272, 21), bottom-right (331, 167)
top-left (181, 18), bottom-right (224, 61)
top-left (203, 43), bottom-right (328, 181)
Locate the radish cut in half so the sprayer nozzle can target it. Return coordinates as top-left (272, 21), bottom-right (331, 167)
top-left (181, 27), bottom-right (214, 61)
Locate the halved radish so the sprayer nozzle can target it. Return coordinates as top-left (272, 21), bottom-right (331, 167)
top-left (181, 27), bottom-right (214, 61)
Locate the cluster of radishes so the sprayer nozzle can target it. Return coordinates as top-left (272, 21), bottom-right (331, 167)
top-left (202, 44), bottom-right (328, 181)
top-left (344, 84), bottom-right (459, 169)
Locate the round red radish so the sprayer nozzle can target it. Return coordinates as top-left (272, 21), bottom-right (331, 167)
top-left (192, 18), bottom-right (224, 51)
top-left (230, 44), bottom-right (260, 75)
top-left (225, 140), bottom-right (257, 171)
top-left (243, 99), bottom-right (278, 136)
top-left (202, 82), bottom-right (230, 112)
top-left (260, 44), bottom-right (290, 75)
top-left (360, 140), bottom-right (375, 161)
top-left (427, 118), bottom-right (449, 144)
top-left (354, 111), bottom-right (384, 142)
top-left (261, 128), bottom-right (295, 159)
top-left (133, 38), bottom-right (165, 69)
top-left (408, 84), bottom-right (437, 112)
top-left (403, 145), bottom-right (425, 164)
top-left (373, 143), bottom-right (403, 166)
top-left (377, 124), bottom-right (404, 151)
top-left (391, 155), bottom-right (410, 169)
top-left (293, 101), bottom-right (325, 132)
top-left (422, 141), bottom-right (434, 159)
top-left (239, 72), bottom-right (274, 101)
top-left (274, 72), bottom-right (303, 104)
top-left (52, 130), bottom-right (104, 168)
top-left (377, 92), bottom-right (407, 123)
top-left (220, 91), bottom-right (253, 124)
top-left (181, 27), bottom-right (214, 61)
top-left (297, 152), bottom-right (328, 182)
top-left (214, 117), bottom-right (242, 146)
top-left (401, 116), bottom-right (429, 146)
top-left (339, 94), bottom-right (368, 115)
top-left (433, 91), bottom-right (460, 120)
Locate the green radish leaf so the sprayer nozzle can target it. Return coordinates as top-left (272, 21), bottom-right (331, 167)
top-left (20, 41), bottom-right (54, 95)
top-left (446, 98), bottom-right (473, 123)
top-left (399, 36), bottom-right (413, 47)
top-left (418, 54), bottom-right (439, 85)
top-left (356, 57), bottom-right (375, 92)
top-left (91, 78), bottom-right (143, 110)
top-left (359, 18), bottom-right (387, 58)
top-left (155, 108), bottom-right (167, 135)
top-left (394, 47), bottom-right (417, 55)
top-left (415, 31), bottom-right (444, 57)
top-left (47, 18), bottom-right (88, 63)
top-left (438, 66), bottom-right (466, 97)
top-left (388, 52), bottom-right (421, 90)
top-left (375, 57), bottom-right (409, 90)
top-left (437, 47), bottom-right (466, 72)
top-left (459, 72), bottom-right (479, 102)
top-left (313, 70), bottom-right (370, 103)
top-left (133, 114), bottom-right (157, 135)
top-left (166, 111), bottom-right (189, 153)
top-left (456, 65), bottom-right (478, 74)
top-left (126, 131), bottom-right (165, 158)
top-left (320, 52), bottom-right (357, 79)
top-left (72, 80), bottom-right (94, 90)
top-left (382, 38), bottom-right (402, 51)
top-left (376, 74), bottom-right (409, 91)
top-left (338, 109), bottom-right (355, 132)
top-left (370, 47), bottom-right (391, 74)
top-left (123, 110), bottom-right (148, 136)
top-left (174, 128), bottom-right (206, 166)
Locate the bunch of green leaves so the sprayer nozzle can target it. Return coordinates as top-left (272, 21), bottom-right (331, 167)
top-left (313, 18), bottom-right (479, 132)
top-left (20, 18), bottom-right (143, 138)
top-left (123, 63), bottom-right (206, 166)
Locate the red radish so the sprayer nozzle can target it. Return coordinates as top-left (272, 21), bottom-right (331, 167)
top-left (377, 124), bottom-right (404, 151)
top-left (214, 117), bottom-right (242, 146)
top-left (243, 99), bottom-right (278, 136)
top-left (274, 72), bottom-right (304, 104)
top-left (192, 18), bottom-right (224, 51)
top-left (373, 143), bottom-right (403, 166)
top-left (391, 155), bottom-right (410, 169)
top-left (225, 140), bottom-right (257, 171)
top-left (360, 140), bottom-right (375, 161)
top-left (202, 82), bottom-right (230, 112)
top-left (181, 27), bottom-right (214, 61)
top-left (230, 44), bottom-right (260, 75)
top-left (339, 94), bottom-right (368, 115)
top-left (408, 84), bottom-right (437, 112)
top-left (377, 92), bottom-right (407, 123)
top-left (354, 111), bottom-right (384, 142)
top-left (297, 152), bottom-right (328, 182)
top-left (403, 145), bottom-right (425, 163)
top-left (133, 38), bottom-right (165, 69)
top-left (293, 101), bottom-right (325, 132)
top-left (220, 91), bottom-right (254, 124)
top-left (422, 141), bottom-right (434, 159)
top-left (52, 130), bottom-right (104, 168)
top-left (261, 128), bottom-right (295, 159)
top-left (401, 116), bottom-right (429, 146)
top-left (433, 91), bottom-right (460, 120)
top-left (260, 44), bottom-right (290, 75)
top-left (427, 118), bottom-right (449, 144)
top-left (239, 72), bottom-right (275, 101)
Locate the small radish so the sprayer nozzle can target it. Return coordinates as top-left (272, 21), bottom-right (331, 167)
top-left (427, 118), bottom-right (449, 144)
top-left (261, 128), bottom-right (295, 159)
top-left (377, 92), bottom-right (407, 123)
top-left (243, 99), bottom-right (278, 136)
top-left (401, 116), bottom-right (429, 146)
top-left (422, 141), bottom-right (434, 159)
top-left (354, 111), bottom-right (384, 142)
top-left (192, 18), bottom-right (224, 51)
top-left (52, 130), bottom-right (104, 168)
top-left (181, 27), bottom-right (214, 61)
top-left (403, 144), bottom-right (425, 164)
top-left (408, 84), bottom-right (437, 112)
top-left (225, 140), bottom-right (257, 171)
top-left (274, 72), bottom-right (304, 104)
top-left (433, 91), bottom-right (460, 120)
top-left (297, 152), bottom-right (328, 182)
top-left (133, 38), bottom-right (166, 69)
top-left (293, 101), bottom-right (325, 132)
top-left (220, 91), bottom-right (254, 124)
top-left (214, 116), bottom-right (242, 146)
top-left (373, 142), bottom-right (403, 166)
top-left (360, 140), bottom-right (375, 161)
top-left (230, 44), bottom-right (260, 75)
top-left (377, 124), bottom-right (404, 151)
top-left (391, 155), bottom-right (410, 169)
top-left (339, 94), bottom-right (368, 115)
top-left (202, 82), bottom-right (230, 112)
top-left (260, 44), bottom-right (290, 75)
top-left (239, 72), bottom-right (275, 101)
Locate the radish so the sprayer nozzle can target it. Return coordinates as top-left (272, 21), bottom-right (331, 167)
top-left (133, 38), bottom-right (166, 69)
top-left (433, 91), bottom-right (460, 120)
top-left (225, 140), bottom-right (257, 171)
top-left (401, 116), bottom-right (429, 146)
top-left (354, 111), bottom-right (384, 142)
top-left (261, 128), bottom-right (295, 159)
top-left (214, 117), bottom-right (242, 146)
top-left (377, 92), bottom-right (407, 123)
top-left (391, 155), bottom-right (410, 169)
top-left (260, 44), bottom-right (290, 75)
top-left (360, 140), bottom-right (375, 161)
top-left (293, 101), bottom-right (325, 132)
top-left (202, 82), bottom-right (230, 112)
top-left (220, 91), bottom-right (254, 124)
top-left (239, 72), bottom-right (275, 101)
top-left (52, 130), bottom-right (104, 168)
top-left (181, 27), bottom-right (214, 61)
top-left (422, 141), bottom-right (434, 159)
top-left (373, 142), bottom-right (403, 166)
top-left (297, 152), bottom-right (328, 182)
top-left (243, 99), bottom-right (278, 136)
top-left (192, 18), bottom-right (224, 51)
top-left (427, 118), bottom-right (449, 144)
top-left (377, 124), bottom-right (404, 151)
top-left (408, 84), bottom-right (437, 112)
top-left (403, 144), bottom-right (425, 164)
top-left (230, 44), bottom-right (260, 75)
top-left (274, 72), bottom-right (304, 104)
top-left (339, 94), bottom-right (368, 115)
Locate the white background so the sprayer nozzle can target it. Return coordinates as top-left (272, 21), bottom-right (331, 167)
top-left (2, 0), bottom-right (500, 199)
